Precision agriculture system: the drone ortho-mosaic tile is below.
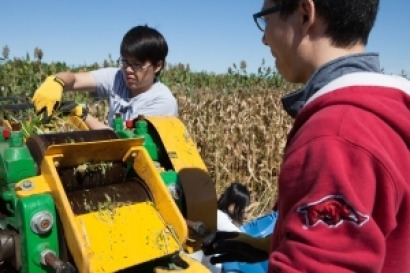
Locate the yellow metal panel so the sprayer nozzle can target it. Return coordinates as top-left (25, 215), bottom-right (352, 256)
top-left (40, 154), bottom-right (91, 273)
top-left (145, 117), bottom-right (207, 172)
top-left (15, 176), bottom-right (51, 197)
top-left (75, 202), bottom-right (181, 272)
top-left (28, 140), bottom-right (187, 273)
top-left (124, 146), bottom-right (188, 246)
top-left (45, 138), bottom-right (144, 167)
top-left (146, 117), bottom-right (218, 233)
top-left (67, 116), bottom-right (90, 131)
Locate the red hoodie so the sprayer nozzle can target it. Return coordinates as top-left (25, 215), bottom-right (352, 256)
top-left (269, 72), bottom-right (410, 272)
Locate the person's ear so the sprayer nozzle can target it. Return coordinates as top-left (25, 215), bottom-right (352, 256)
top-left (154, 60), bottom-right (164, 73)
top-left (300, 0), bottom-right (316, 34)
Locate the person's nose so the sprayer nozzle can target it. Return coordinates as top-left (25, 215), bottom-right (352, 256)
top-left (124, 65), bottom-right (134, 73)
top-left (262, 33), bottom-right (268, 45)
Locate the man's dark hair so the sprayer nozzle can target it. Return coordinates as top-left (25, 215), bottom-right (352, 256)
top-left (275, 0), bottom-right (379, 46)
top-left (218, 182), bottom-right (251, 225)
top-left (120, 25), bottom-right (168, 72)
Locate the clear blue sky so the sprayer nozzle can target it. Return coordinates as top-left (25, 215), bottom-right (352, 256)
top-left (1, 1), bottom-right (409, 75)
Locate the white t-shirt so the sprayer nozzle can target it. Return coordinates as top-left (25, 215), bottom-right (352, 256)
top-left (91, 67), bottom-right (178, 126)
top-left (217, 209), bottom-right (241, 232)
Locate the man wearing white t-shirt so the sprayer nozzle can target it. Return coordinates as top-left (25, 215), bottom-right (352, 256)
top-left (32, 25), bottom-right (177, 129)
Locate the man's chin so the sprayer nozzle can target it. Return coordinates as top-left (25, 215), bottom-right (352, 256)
top-left (128, 84), bottom-right (150, 95)
top-left (126, 80), bottom-right (137, 87)
top-left (126, 82), bottom-right (140, 90)
top-left (275, 62), bottom-right (292, 83)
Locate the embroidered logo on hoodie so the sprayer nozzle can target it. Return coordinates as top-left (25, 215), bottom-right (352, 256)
top-left (297, 195), bottom-right (370, 228)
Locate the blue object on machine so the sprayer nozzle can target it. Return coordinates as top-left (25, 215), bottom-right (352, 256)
top-left (222, 211), bottom-right (278, 273)
top-left (240, 210), bottom-right (278, 237)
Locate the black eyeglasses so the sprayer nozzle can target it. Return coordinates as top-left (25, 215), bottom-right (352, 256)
top-left (253, 5), bottom-right (281, 32)
top-left (117, 57), bottom-right (151, 72)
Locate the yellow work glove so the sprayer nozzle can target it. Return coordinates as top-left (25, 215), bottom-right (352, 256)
top-left (32, 76), bottom-right (65, 116)
top-left (154, 253), bottom-right (210, 273)
top-left (59, 101), bottom-right (88, 121)
top-left (202, 231), bottom-right (271, 264)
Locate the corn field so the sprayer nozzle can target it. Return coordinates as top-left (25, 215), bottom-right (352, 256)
top-left (176, 90), bottom-right (293, 216)
top-left (0, 52), bottom-right (296, 219)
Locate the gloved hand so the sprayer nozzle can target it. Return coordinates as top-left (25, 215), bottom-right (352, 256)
top-left (201, 231), bottom-right (270, 264)
top-left (154, 253), bottom-right (209, 273)
top-left (59, 101), bottom-right (88, 121)
top-left (32, 76), bottom-right (65, 116)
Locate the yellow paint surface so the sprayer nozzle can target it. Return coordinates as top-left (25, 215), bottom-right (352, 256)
top-left (75, 202), bottom-right (180, 272)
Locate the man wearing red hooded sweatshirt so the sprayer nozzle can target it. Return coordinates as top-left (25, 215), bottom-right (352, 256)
top-left (203, 0), bottom-right (410, 272)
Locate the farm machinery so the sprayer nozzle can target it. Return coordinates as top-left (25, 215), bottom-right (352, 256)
top-left (0, 110), bottom-right (217, 273)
